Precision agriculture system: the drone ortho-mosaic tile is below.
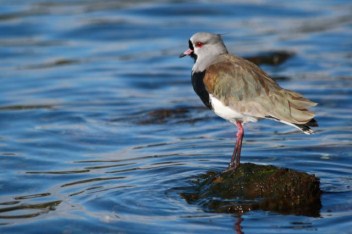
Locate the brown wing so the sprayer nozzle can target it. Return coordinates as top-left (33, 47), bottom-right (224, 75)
top-left (203, 54), bottom-right (317, 124)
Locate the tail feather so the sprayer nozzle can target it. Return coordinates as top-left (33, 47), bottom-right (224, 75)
top-left (293, 118), bottom-right (318, 134)
top-left (285, 89), bottom-right (317, 125)
top-left (266, 116), bottom-right (318, 134)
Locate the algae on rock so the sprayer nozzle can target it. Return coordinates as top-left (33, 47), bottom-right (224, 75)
top-left (181, 163), bottom-right (322, 217)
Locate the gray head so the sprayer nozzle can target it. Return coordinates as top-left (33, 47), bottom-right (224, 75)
top-left (180, 32), bottom-right (228, 72)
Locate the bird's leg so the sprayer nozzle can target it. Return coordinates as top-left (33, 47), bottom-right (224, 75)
top-left (229, 121), bottom-right (244, 170)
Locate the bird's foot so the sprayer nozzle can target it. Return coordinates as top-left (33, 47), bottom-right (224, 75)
top-left (226, 162), bottom-right (240, 172)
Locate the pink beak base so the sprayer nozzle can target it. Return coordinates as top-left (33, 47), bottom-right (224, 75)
top-left (179, 48), bottom-right (193, 58)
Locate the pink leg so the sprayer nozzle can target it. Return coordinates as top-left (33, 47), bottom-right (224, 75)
top-left (229, 121), bottom-right (244, 170)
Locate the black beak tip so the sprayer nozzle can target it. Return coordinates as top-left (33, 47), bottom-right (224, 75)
top-left (179, 53), bottom-right (186, 58)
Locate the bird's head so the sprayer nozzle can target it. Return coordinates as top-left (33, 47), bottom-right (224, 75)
top-left (179, 32), bottom-right (228, 63)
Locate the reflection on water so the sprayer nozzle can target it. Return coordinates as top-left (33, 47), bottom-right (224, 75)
top-left (1, 0), bottom-right (352, 233)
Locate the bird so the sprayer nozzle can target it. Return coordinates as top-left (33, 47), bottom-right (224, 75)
top-left (179, 32), bottom-right (317, 170)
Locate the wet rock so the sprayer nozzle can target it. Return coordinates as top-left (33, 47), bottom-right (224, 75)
top-left (245, 51), bottom-right (294, 66)
top-left (181, 163), bottom-right (322, 217)
top-left (0, 104), bottom-right (54, 111)
top-left (23, 58), bottom-right (80, 70)
top-left (138, 106), bottom-right (208, 124)
top-left (139, 108), bottom-right (189, 124)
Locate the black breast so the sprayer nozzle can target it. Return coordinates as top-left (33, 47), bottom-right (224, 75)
top-left (191, 71), bottom-right (212, 109)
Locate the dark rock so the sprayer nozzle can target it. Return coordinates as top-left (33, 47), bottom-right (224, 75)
top-left (138, 106), bottom-right (208, 125)
top-left (181, 163), bottom-right (322, 217)
top-left (245, 51), bottom-right (294, 66)
top-left (139, 107), bottom-right (189, 124)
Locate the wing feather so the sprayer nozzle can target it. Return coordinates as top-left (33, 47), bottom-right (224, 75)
top-left (203, 54), bottom-right (316, 125)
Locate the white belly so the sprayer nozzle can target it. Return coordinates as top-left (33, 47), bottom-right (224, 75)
top-left (209, 94), bottom-right (258, 123)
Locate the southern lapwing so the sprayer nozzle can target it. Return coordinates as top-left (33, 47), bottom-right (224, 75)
top-left (180, 32), bottom-right (317, 170)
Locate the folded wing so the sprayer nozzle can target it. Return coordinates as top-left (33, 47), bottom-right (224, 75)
top-left (203, 54), bottom-right (317, 127)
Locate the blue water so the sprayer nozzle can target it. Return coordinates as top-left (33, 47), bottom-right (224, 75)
top-left (1, 0), bottom-right (352, 233)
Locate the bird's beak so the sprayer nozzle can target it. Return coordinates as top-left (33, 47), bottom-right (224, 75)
top-left (179, 48), bottom-right (193, 58)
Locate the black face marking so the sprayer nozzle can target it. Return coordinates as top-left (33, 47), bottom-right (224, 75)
top-left (188, 39), bottom-right (197, 61)
top-left (188, 40), bottom-right (194, 50)
top-left (192, 71), bottom-right (212, 110)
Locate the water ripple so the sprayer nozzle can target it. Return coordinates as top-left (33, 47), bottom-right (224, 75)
top-left (0, 0), bottom-right (351, 233)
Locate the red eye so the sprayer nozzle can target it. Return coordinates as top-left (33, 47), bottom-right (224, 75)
top-left (195, 41), bottom-right (203, 48)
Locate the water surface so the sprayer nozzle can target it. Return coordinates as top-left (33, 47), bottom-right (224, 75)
top-left (1, 0), bottom-right (352, 233)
